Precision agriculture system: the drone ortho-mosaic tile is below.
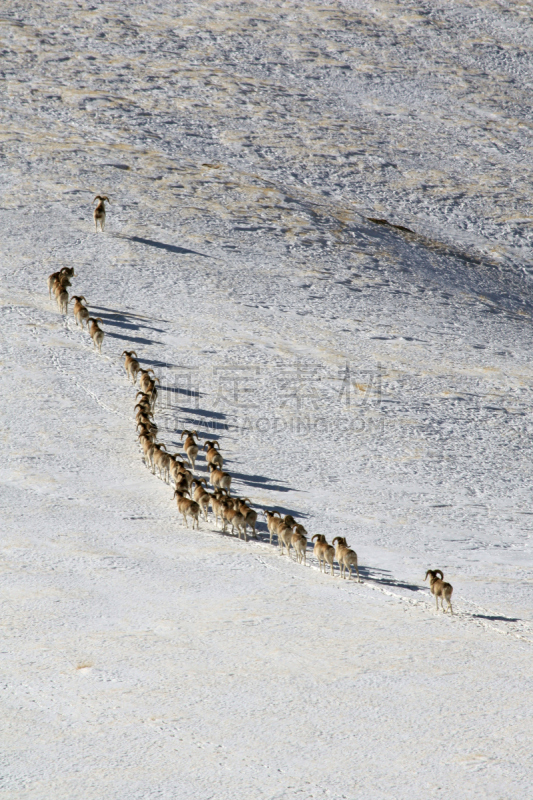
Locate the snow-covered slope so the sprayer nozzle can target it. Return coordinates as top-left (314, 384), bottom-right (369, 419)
top-left (1, 1), bottom-right (532, 798)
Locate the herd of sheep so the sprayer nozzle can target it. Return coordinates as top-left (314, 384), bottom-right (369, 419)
top-left (42, 197), bottom-right (454, 614)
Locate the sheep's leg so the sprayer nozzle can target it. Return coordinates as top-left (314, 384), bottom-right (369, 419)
top-left (182, 513), bottom-right (188, 528)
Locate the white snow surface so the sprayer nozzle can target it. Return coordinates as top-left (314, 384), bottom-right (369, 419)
top-left (1, 1), bottom-right (533, 798)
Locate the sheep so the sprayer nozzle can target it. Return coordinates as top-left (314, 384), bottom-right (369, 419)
top-left (146, 383), bottom-right (158, 409)
top-left (277, 522), bottom-right (294, 557)
top-left (139, 368), bottom-right (158, 394)
top-left (332, 537), bottom-right (361, 582)
top-left (263, 510), bottom-right (283, 545)
top-left (238, 497), bottom-right (257, 539)
top-left (137, 422), bottom-right (157, 442)
top-left (173, 490), bottom-right (200, 529)
top-left (222, 498), bottom-right (247, 540)
top-left (48, 267), bottom-right (74, 298)
top-left (291, 525), bottom-right (307, 565)
top-left (135, 391), bottom-right (153, 411)
top-left (203, 440), bottom-right (223, 468)
top-left (151, 443), bottom-right (170, 482)
top-left (122, 350), bottom-right (141, 384)
top-left (136, 375), bottom-right (158, 409)
top-left (208, 462), bottom-right (231, 492)
top-left (169, 455), bottom-right (193, 490)
top-left (87, 317), bottom-right (105, 354)
top-left (134, 400), bottom-right (152, 419)
top-left (53, 275), bottom-right (71, 299)
top-left (425, 570), bottom-right (453, 614)
top-left (211, 489), bottom-right (231, 529)
top-left (312, 534), bottom-right (335, 575)
top-left (191, 478), bottom-right (211, 522)
top-left (173, 470), bottom-right (190, 494)
top-left (70, 296), bottom-right (89, 328)
top-left (181, 429), bottom-right (199, 470)
top-left (56, 284), bottom-right (69, 315)
top-left (93, 195), bottom-right (110, 232)
top-left (135, 409), bottom-right (156, 429)
top-left (138, 433), bottom-right (155, 470)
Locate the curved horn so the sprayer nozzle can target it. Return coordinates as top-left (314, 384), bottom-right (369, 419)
top-left (434, 569), bottom-right (444, 580)
top-left (424, 570), bottom-right (432, 581)
top-left (312, 534), bottom-right (320, 542)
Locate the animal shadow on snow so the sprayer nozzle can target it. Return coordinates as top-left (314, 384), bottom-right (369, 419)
top-left (113, 233), bottom-right (211, 259)
top-left (358, 565), bottom-right (423, 592)
top-left (90, 307), bottom-right (164, 346)
top-left (230, 470), bottom-right (294, 494)
top-left (158, 387), bottom-right (206, 401)
top-left (105, 330), bottom-right (163, 347)
top-left (179, 405), bottom-right (225, 421)
top-left (90, 306), bottom-right (166, 333)
top-left (472, 614), bottom-right (521, 623)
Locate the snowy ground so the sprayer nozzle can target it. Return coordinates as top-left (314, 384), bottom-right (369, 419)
top-left (1, 1), bottom-right (533, 798)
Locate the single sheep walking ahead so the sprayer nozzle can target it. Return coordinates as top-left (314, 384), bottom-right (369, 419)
top-left (425, 569), bottom-right (453, 614)
top-left (93, 195), bottom-right (110, 232)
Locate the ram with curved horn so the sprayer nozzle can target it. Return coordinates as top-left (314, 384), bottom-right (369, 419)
top-left (181, 430), bottom-right (199, 470)
top-left (203, 440), bottom-right (223, 468)
top-left (424, 569), bottom-right (453, 614)
top-left (312, 534), bottom-right (335, 575)
top-left (122, 350), bottom-right (141, 384)
top-left (93, 195), bottom-right (110, 232)
top-left (263, 510), bottom-right (283, 545)
top-left (70, 296), bottom-right (89, 328)
top-left (332, 537), bottom-right (361, 581)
